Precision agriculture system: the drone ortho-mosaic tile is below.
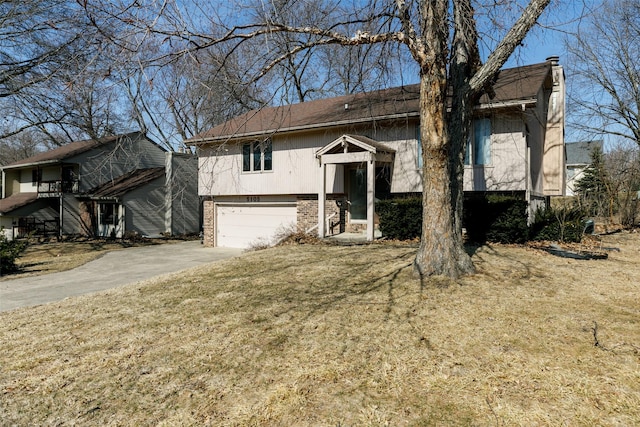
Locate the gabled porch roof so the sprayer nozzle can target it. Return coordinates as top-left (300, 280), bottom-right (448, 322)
top-left (316, 134), bottom-right (395, 165)
top-left (83, 167), bottom-right (165, 200)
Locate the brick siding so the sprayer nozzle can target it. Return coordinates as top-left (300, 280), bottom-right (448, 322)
top-left (202, 199), bottom-right (215, 247)
top-left (297, 194), bottom-right (346, 235)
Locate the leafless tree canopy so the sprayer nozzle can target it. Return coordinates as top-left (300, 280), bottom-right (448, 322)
top-left (567, 0), bottom-right (640, 147)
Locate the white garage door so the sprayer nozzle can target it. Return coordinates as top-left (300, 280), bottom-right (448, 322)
top-left (216, 203), bottom-right (297, 248)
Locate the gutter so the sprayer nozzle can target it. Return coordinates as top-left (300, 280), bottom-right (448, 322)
top-left (475, 98), bottom-right (537, 111)
top-left (1, 159), bottom-right (60, 171)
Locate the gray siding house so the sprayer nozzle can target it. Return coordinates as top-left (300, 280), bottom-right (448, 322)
top-left (0, 132), bottom-right (200, 239)
top-left (565, 140), bottom-right (604, 196)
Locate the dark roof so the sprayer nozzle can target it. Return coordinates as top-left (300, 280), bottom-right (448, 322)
top-left (0, 192), bottom-right (38, 215)
top-left (2, 132), bottom-right (148, 169)
top-left (86, 167), bottom-right (165, 199)
top-left (477, 60), bottom-right (551, 105)
top-left (187, 60), bottom-right (553, 144)
top-left (565, 140), bottom-right (603, 165)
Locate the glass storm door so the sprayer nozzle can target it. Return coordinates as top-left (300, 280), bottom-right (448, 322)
top-left (348, 168), bottom-right (367, 221)
top-left (98, 202), bottom-right (122, 238)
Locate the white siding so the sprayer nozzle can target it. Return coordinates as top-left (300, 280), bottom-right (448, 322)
top-left (198, 122), bottom-right (421, 196)
top-left (389, 138), bottom-right (422, 193)
top-left (18, 168), bottom-right (37, 193)
top-left (463, 114), bottom-right (528, 192)
top-left (199, 132), bottom-right (344, 196)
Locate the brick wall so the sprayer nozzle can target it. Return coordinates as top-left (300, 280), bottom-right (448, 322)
top-left (297, 195), bottom-right (345, 235)
top-left (202, 199), bottom-right (215, 247)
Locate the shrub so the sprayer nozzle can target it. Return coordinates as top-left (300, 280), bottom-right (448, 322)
top-left (376, 197), bottom-right (422, 240)
top-left (0, 234), bottom-right (28, 275)
top-left (529, 205), bottom-right (587, 243)
top-left (463, 195), bottom-right (529, 244)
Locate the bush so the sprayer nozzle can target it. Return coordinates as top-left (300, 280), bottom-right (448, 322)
top-left (0, 234), bottom-right (27, 275)
top-left (529, 205), bottom-right (587, 243)
top-left (376, 197), bottom-right (422, 240)
top-left (463, 195), bottom-right (529, 244)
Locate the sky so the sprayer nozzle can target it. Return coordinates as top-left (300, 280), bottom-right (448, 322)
top-left (504, 0), bottom-right (596, 68)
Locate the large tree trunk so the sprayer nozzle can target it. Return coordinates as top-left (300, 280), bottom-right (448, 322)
top-left (414, 71), bottom-right (475, 279)
top-left (413, 0), bottom-right (475, 279)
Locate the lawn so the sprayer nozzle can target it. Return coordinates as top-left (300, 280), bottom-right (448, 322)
top-left (1, 233), bottom-right (639, 425)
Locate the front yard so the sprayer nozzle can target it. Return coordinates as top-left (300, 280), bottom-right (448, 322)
top-left (1, 233), bottom-right (639, 425)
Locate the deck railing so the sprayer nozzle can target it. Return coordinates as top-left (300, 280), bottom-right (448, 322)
top-left (37, 180), bottom-right (79, 196)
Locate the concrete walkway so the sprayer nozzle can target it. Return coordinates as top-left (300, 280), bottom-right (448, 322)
top-left (0, 241), bottom-right (243, 312)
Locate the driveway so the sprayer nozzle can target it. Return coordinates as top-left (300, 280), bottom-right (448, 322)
top-left (0, 241), bottom-right (243, 312)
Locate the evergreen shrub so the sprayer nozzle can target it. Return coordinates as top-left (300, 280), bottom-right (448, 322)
top-left (0, 234), bottom-right (27, 275)
top-left (463, 195), bottom-right (529, 244)
top-left (376, 197), bottom-right (422, 240)
top-left (529, 205), bottom-right (587, 243)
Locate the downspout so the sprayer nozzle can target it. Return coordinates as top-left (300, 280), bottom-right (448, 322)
top-left (524, 104), bottom-right (530, 196)
top-left (59, 193), bottom-right (63, 239)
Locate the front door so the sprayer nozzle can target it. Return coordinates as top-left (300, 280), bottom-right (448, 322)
top-left (348, 167), bottom-right (367, 221)
top-left (97, 202), bottom-right (123, 238)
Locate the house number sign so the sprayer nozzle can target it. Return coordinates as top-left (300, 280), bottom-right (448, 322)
top-left (246, 196), bottom-right (261, 202)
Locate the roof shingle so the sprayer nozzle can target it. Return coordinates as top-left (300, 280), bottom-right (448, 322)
top-left (187, 60), bottom-right (553, 144)
top-left (0, 192), bottom-right (38, 215)
top-left (86, 167), bottom-right (165, 199)
top-left (2, 132), bottom-right (147, 169)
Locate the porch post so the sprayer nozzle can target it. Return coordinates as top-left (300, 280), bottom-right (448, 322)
top-left (318, 161), bottom-right (326, 238)
top-left (367, 155), bottom-right (375, 241)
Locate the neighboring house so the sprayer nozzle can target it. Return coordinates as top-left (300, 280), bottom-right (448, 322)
top-left (187, 57), bottom-right (566, 248)
top-left (565, 140), bottom-right (604, 196)
top-left (0, 132), bottom-right (200, 240)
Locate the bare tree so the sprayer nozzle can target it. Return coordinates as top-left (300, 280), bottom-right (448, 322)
top-left (0, 129), bottom-right (41, 165)
top-left (0, 0), bottom-right (83, 97)
top-left (81, 0), bottom-right (553, 277)
top-left (605, 141), bottom-right (640, 226)
top-left (123, 44), bottom-right (266, 150)
top-left (0, 0), bottom-right (130, 146)
top-left (566, 0), bottom-right (640, 147)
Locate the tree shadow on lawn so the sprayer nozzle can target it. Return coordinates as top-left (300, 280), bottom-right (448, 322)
top-left (468, 242), bottom-right (535, 281)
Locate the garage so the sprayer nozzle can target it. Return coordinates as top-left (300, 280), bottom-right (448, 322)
top-left (216, 203), bottom-right (297, 248)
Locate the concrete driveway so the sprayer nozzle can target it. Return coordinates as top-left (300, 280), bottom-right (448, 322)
top-left (0, 241), bottom-right (243, 312)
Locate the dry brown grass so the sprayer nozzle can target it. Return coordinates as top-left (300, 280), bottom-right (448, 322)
top-left (1, 238), bottom-right (177, 280)
top-left (1, 233), bottom-right (639, 425)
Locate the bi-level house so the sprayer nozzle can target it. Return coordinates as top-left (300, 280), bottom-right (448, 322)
top-left (0, 132), bottom-right (200, 240)
top-left (187, 57), bottom-right (565, 248)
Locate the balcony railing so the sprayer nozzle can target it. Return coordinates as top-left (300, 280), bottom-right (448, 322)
top-left (37, 180), bottom-right (79, 197)
top-left (14, 217), bottom-right (60, 238)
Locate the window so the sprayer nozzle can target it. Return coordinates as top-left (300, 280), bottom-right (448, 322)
top-left (242, 139), bottom-right (272, 172)
top-left (466, 118), bottom-right (491, 165)
top-left (99, 203), bottom-right (118, 225)
top-left (31, 168), bottom-right (42, 186)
